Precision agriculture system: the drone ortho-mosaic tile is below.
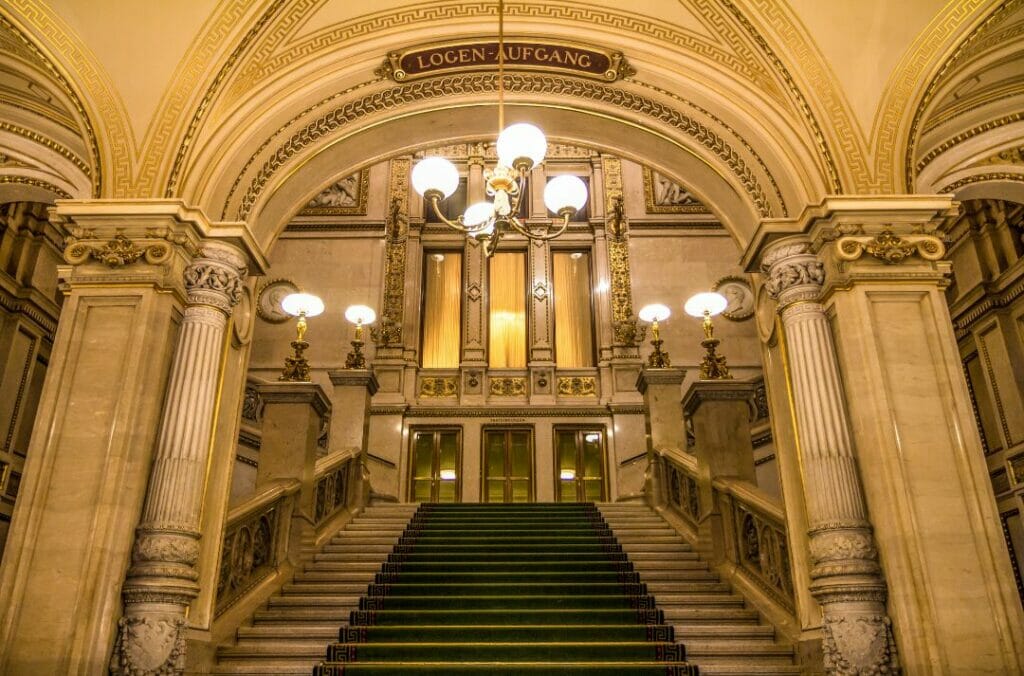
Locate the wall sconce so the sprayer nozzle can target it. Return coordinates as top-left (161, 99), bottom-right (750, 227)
top-left (638, 303), bottom-right (672, 368)
top-left (684, 292), bottom-right (732, 380)
top-left (279, 293), bottom-right (324, 382)
top-left (344, 304), bottom-right (376, 369)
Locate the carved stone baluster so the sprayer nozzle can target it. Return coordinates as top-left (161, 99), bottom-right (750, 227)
top-left (760, 239), bottom-right (899, 674)
top-left (111, 242), bottom-right (247, 675)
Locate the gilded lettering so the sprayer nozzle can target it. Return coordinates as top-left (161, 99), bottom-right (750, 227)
top-left (521, 46), bottom-right (534, 60)
top-left (444, 50), bottom-right (459, 64)
top-left (578, 54), bottom-right (592, 68)
top-left (505, 45), bottom-right (520, 60)
top-left (429, 52), bottom-right (444, 67)
top-left (548, 49), bottom-right (563, 64)
top-left (472, 47), bottom-right (486, 61)
top-left (563, 50), bottom-right (577, 66)
top-left (416, 55), bottom-right (430, 70)
top-left (457, 48), bottom-right (471, 62)
top-left (535, 46), bottom-right (548, 61)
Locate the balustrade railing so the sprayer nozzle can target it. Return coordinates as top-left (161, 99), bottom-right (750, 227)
top-left (715, 477), bottom-right (794, 610)
top-left (314, 451), bottom-right (356, 526)
top-left (655, 447), bottom-right (795, 612)
top-left (660, 449), bottom-right (700, 528)
top-left (215, 480), bottom-right (299, 615)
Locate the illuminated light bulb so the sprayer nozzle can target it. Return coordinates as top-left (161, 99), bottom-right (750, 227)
top-left (411, 156), bottom-right (460, 198)
top-left (497, 123), bottom-right (547, 168)
top-left (544, 175), bottom-right (588, 213)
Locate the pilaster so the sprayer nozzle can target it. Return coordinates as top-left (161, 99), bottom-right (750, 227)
top-left (0, 200), bottom-right (264, 675)
top-left (747, 196), bottom-right (1024, 674)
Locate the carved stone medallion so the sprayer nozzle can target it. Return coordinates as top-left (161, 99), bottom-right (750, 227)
top-left (256, 278), bottom-right (299, 323)
top-left (713, 275), bottom-right (754, 321)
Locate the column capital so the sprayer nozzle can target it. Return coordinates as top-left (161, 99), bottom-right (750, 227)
top-left (681, 379), bottom-right (758, 419)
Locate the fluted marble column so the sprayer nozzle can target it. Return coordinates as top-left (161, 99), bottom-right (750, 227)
top-left (111, 242), bottom-right (247, 675)
top-left (761, 239), bottom-right (898, 674)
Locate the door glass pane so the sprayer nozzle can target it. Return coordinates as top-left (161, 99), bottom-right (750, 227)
top-left (511, 479), bottom-right (530, 502)
top-left (556, 431), bottom-right (577, 502)
top-left (487, 479), bottom-right (505, 502)
top-left (583, 479), bottom-right (603, 501)
top-left (485, 433), bottom-right (506, 476)
top-left (510, 432), bottom-right (530, 477)
top-left (413, 479), bottom-right (432, 502)
top-left (582, 431), bottom-right (603, 477)
top-left (412, 433), bottom-right (434, 479)
top-left (438, 432), bottom-right (459, 503)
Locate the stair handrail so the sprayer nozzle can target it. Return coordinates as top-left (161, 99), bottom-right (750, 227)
top-left (712, 476), bottom-right (785, 523)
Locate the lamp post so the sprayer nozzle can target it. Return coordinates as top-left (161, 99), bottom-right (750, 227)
top-left (279, 293), bottom-right (324, 382)
top-left (638, 303), bottom-right (672, 367)
top-left (684, 292), bottom-right (732, 380)
top-left (344, 304), bottom-right (376, 369)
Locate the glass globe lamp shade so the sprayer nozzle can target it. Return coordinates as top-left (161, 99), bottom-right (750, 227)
top-left (281, 293), bottom-right (324, 317)
top-left (638, 303), bottom-right (671, 323)
top-left (463, 201), bottom-right (496, 227)
top-left (544, 174), bottom-right (588, 213)
top-left (411, 157), bottom-right (460, 198)
top-left (684, 292), bottom-right (728, 318)
top-left (496, 123), bottom-right (547, 168)
top-left (344, 304), bottom-right (377, 325)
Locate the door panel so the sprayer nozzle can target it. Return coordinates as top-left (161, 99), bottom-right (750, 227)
top-left (482, 429), bottom-right (534, 503)
top-left (409, 429), bottom-right (461, 502)
top-left (555, 428), bottom-right (607, 502)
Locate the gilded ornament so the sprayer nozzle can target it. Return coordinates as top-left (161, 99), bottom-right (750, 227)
top-left (419, 376), bottom-right (458, 398)
top-left (63, 234), bottom-right (171, 268)
top-left (374, 164), bottom-right (410, 347)
top-left (489, 377), bottom-right (528, 397)
top-left (835, 229), bottom-right (945, 265)
top-left (557, 376), bottom-right (597, 396)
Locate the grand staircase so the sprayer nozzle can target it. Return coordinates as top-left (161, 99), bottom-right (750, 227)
top-left (214, 503), bottom-right (797, 675)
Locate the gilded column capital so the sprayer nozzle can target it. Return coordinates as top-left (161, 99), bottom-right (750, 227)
top-left (760, 238), bottom-right (824, 307)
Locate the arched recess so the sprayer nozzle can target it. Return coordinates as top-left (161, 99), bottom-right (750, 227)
top-left (909, 0), bottom-right (1024, 194)
top-left (173, 3), bottom-right (835, 252)
top-left (182, 79), bottom-right (824, 253)
top-left (0, 12), bottom-right (99, 202)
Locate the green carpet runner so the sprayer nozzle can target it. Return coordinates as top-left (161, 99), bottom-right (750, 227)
top-left (313, 503), bottom-right (697, 675)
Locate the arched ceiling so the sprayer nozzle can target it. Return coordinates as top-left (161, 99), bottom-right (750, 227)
top-left (0, 0), bottom-right (1018, 247)
top-left (911, 0), bottom-right (1024, 201)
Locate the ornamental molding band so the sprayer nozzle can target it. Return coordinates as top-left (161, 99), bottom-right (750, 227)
top-left (419, 376), bottom-right (458, 398)
top-left (63, 234), bottom-right (171, 268)
top-left (489, 377), bottom-right (528, 397)
top-left (228, 73), bottom-right (776, 221)
top-left (835, 229), bottom-right (945, 265)
top-left (376, 40), bottom-right (635, 82)
top-left (557, 376), bottom-right (597, 397)
top-left (184, 245), bottom-right (248, 314)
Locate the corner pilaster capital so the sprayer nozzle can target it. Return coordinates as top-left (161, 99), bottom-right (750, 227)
top-left (681, 379), bottom-right (758, 419)
top-left (257, 381), bottom-right (332, 418)
top-left (636, 366), bottom-right (686, 394)
top-left (50, 199), bottom-right (268, 302)
top-left (328, 369), bottom-right (380, 395)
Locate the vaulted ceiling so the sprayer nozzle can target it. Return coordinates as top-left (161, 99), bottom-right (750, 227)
top-left (0, 0), bottom-right (1020, 247)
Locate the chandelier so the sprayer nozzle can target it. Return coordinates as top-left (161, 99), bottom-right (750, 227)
top-left (410, 0), bottom-right (588, 257)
